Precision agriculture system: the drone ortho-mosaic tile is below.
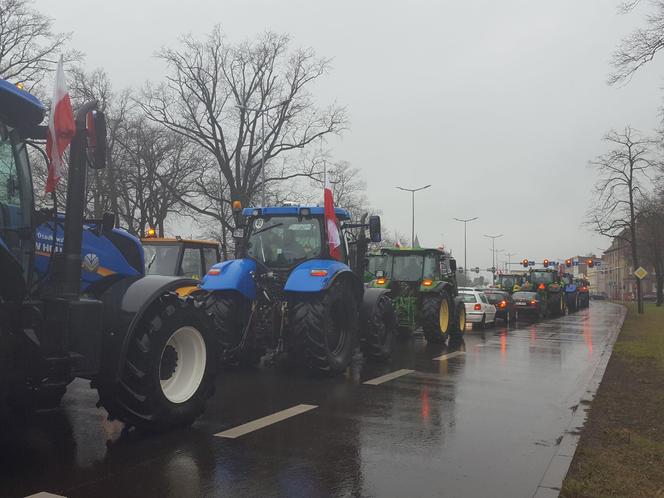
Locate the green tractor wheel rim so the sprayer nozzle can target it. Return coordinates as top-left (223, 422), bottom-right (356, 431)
top-left (439, 299), bottom-right (450, 333)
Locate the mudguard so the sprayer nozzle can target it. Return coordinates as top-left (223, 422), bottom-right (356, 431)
top-left (199, 259), bottom-right (257, 300)
top-left (96, 275), bottom-right (199, 383)
top-left (360, 287), bottom-right (391, 323)
top-left (284, 259), bottom-right (354, 293)
top-left (565, 284), bottom-right (578, 293)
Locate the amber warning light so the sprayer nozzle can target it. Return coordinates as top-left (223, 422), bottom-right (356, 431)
top-left (146, 227), bottom-right (156, 238)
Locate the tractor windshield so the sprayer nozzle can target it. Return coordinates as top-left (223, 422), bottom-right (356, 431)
top-left (143, 244), bottom-right (180, 275)
top-left (247, 216), bottom-right (322, 268)
top-left (530, 271), bottom-right (555, 284)
top-left (391, 254), bottom-right (425, 281)
top-left (367, 254), bottom-right (388, 277)
top-left (499, 275), bottom-right (520, 288)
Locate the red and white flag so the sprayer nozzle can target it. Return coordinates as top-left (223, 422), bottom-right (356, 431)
top-left (324, 175), bottom-right (341, 260)
top-left (45, 56), bottom-right (75, 194)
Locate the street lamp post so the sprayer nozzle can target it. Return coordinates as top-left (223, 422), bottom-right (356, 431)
top-left (396, 185), bottom-right (431, 247)
top-left (484, 234), bottom-right (504, 283)
top-left (235, 100), bottom-right (289, 205)
top-left (453, 217), bottom-right (478, 273)
top-left (505, 251), bottom-right (517, 271)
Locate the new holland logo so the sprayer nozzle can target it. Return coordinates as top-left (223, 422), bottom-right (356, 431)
top-left (82, 253), bottom-right (100, 273)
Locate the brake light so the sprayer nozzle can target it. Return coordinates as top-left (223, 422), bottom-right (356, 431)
top-left (474, 303), bottom-right (481, 311)
top-left (499, 300), bottom-right (507, 308)
top-left (530, 299), bottom-right (537, 305)
top-left (538, 283), bottom-right (546, 290)
top-left (376, 277), bottom-right (387, 285)
top-left (422, 279), bottom-right (433, 287)
top-left (310, 269), bottom-right (328, 277)
top-left (207, 268), bottom-right (221, 276)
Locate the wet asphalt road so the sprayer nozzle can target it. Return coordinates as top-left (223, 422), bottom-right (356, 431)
top-left (1, 301), bottom-right (624, 498)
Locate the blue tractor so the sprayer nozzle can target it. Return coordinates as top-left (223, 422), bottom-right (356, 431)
top-left (0, 80), bottom-right (216, 430)
top-left (201, 205), bottom-right (396, 374)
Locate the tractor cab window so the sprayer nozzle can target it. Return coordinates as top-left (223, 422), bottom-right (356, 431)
top-left (367, 254), bottom-right (388, 277)
top-left (144, 244), bottom-right (179, 275)
top-left (247, 216), bottom-right (322, 268)
top-left (391, 254), bottom-right (424, 281)
top-left (530, 271), bottom-right (555, 284)
top-left (181, 247), bottom-right (203, 279)
top-left (0, 125), bottom-right (32, 264)
top-left (423, 253), bottom-right (439, 280)
top-left (202, 246), bottom-right (220, 273)
top-left (499, 275), bottom-right (516, 288)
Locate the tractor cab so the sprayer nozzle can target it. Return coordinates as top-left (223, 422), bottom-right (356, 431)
top-left (496, 273), bottom-right (524, 294)
top-left (142, 234), bottom-right (221, 280)
top-left (242, 206), bottom-right (351, 270)
top-left (371, 247), bottom-right (456, 289)
top-left (365, 252), bottom-right (388, 282)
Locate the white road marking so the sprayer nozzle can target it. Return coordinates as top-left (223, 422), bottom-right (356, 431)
top-left (25, 493), bottom-right (66, 498)
top-left (215, 404), bottom-right (317, 439)
top-left (433, 351), bottom-right (466, 361)
top-left (363, 369), bottom-right (415, 385)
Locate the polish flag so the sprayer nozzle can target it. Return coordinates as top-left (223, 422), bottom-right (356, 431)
top-left (45, 56), bottom-right (76, 194)
top-left (324, 175), bottom-right (341, 260)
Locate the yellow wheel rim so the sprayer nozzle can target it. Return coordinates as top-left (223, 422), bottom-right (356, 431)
top-left (458, 307), bottom-right (466, 331)
top-left (439, 299), bottom-right (450, 333)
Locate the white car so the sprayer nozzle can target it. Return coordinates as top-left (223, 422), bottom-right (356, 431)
top-left (459, 289), bottom-right (496, 329)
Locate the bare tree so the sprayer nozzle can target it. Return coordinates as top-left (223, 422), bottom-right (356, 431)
top-left (609, 0), bottom-right (664, 85)
top-left (140, 27), bottom-right (347, 244)
top-left (0, 0), bottom-right (79, 89)
top-left (588, 126), bottom-right (658, 313)
top-left (638, 189), bottom-right (664, 305)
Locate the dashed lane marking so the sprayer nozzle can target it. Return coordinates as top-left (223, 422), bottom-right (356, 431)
top-left (215, 404), bottom-right (317, 439)
top-left (363, 369), bottom-right (415, 385)
top-left (433, 351), bottom-right (466, 361)
top-left (25, 493), bottom-right (66, 498)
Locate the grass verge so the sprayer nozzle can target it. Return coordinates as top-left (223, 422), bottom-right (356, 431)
top-left (561, 303), bottom-right (664, 498)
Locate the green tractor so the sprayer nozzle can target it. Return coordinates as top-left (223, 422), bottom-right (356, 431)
top-left (367, 247), bottom-right (465, 344)
top-left (496, 273), bottom-right (525, 294)
top-left (521, 267), bottom-right (566, 318)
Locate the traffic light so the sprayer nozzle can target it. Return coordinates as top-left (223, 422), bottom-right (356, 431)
top-left (543, 259), bottom-right (550, 268)
top-left (565, 258), bottom-right (572, 267)
top-left (522, 258), bottom-right (529, 268)
top-left (587, 259), bottom-right (594, 268)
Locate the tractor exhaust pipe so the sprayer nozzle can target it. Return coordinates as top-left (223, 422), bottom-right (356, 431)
top-left (50, 101), bottom-right (98, 299)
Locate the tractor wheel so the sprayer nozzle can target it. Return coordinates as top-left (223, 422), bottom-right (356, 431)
top-left (567, 294), bottom-right (578, 313)
top-left (206, 292), bottom-right (261, 367)
top-left (422, 291), bottom-right (453, 343)
top-left (450, 301), bottom-right (466, 339)
top-left (290, 280), bottom-right (359, 375)
top-left (362, 294), bottom-right (396, 360)
top-left (96, 293), bottom-right (216, 432)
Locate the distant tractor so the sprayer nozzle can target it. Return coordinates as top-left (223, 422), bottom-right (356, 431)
top-left (576, 278), bottom-right (591, 309)
top-left (367, 247), bottom-right (466, 344)
top-left (561, 273), bottom-right (580, 312)
top-left (0, 80), bottom-right (216, 430)
top-left (201, 205), bottom-right (396, 372)
top-left (496, 273), bottom-right (524, 294)
top-left (521, 267), bottom-right (566, 318)
top-left (142, 233), bottom-right (221, 280)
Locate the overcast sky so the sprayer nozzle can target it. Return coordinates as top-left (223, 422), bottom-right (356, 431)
top-left (34, 0), bottom-right (664, 271)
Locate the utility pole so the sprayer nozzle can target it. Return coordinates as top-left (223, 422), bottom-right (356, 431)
top-left (397, 185), bottom-right (431, 247)
top-left (484, 233), bottom-right (504, 283)
top-left (505, 251), bottom-right (517, 271)
top-left (453, 217), bottom-right (478, 273)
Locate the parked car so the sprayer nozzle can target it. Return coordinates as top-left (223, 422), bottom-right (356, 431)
top-left (512, 291), bottom-right (543, 319)
top-left (459, 289), bottom-right (496, 329)
top-left (484, 289), bottom-right (516, 324)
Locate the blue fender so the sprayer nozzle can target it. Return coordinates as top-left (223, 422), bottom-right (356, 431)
top-left (284, 259), bottom-right (353, 293)
top-left (200, 259), bottom-right (257, 300)
top-left (565, 284), bottom-right (578, 294)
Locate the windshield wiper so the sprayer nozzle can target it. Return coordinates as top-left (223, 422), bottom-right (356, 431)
top-left (253, 222), bottom-right (283, 236)
top-left (146, 253), bottom-right (157, 273)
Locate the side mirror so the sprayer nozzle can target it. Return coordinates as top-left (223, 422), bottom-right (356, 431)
top-left (449, 258), bottom-right (457, 273)
top-left (368, 215), bottom-right (381, 243)
top-left (86, 110), bottom-right (107, 170)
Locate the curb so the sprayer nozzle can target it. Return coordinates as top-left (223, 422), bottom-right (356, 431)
top-left (533, 303), bottom-right (627, 498)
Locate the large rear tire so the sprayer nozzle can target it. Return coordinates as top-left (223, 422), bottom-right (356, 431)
top-left (422, 291), bottom-right (452, 344)
top-left (362, 294), bottom-right (396, 360)
top-left (290, 280), bottom-right (359, 375)
top-left (96, 293), bottom-right (216, 432)
top-left (205, 292), bottom-right (261, 367)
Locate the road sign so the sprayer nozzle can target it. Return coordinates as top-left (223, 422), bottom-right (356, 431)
top-left (634, 267), bottom-right (648, 280)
